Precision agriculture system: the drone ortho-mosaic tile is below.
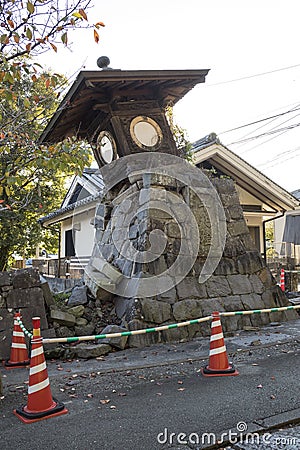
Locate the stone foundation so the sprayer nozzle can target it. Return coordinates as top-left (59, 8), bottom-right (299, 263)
top-left (84, 169), bottom-right (297, 347)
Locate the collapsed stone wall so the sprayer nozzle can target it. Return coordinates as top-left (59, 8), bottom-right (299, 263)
top-left (0, 268), bottom-right (128, 360)
top-left (0, 268), bottom-right (55, 360)
top-left (84, 171), bottom-right (297, 347)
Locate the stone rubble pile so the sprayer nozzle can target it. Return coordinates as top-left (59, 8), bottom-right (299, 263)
top-left (47, 284), bottom-right (128, 359)
top-left (0, 268), bottom-right (130, 360)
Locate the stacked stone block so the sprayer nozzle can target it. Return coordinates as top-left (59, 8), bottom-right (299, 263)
top-left (85, 170), bottom-right (297, 347)
top-left (0, 268), bottom-right (54, 359)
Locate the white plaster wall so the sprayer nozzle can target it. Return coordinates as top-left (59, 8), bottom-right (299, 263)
top-left (60, 208), bottom-right (95, 257)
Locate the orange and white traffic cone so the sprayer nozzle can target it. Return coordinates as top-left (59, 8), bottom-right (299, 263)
top-left (201, 311), bottom-right (239, 377)
top-left (14, 317), bottom-right (68, 423)
top-left (280, 268), bottom-right (285, 291)
top-left (4, 312), bottom-right (30, 369)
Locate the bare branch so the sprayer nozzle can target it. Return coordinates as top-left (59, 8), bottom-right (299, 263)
top-left (0, 0), bottom-right (95, 62)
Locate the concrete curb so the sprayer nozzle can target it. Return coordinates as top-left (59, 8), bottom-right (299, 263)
top-left (196, 408), bottom-right (300, 449)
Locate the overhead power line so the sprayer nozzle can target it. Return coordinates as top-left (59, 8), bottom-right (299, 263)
top-left (219, 103), bottom-right (300, 136)
top-left (208, 63), bottom-right (300, 86)
top-left (238, 128), bottom-right (292, 155)
top-left (237, 108), bottom-right (300, 153)
top-left (217, 102), bottom-right (300, 154)
top-left (258, 149), bottom-right (300, 170)
top-left (228, 122), bottom-right (300, 145)
top-left (257, 145), bottom-right (300, 168)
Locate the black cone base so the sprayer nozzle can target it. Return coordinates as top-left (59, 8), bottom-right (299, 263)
top-left (201, 364), bottom-right (239, 377)
top-left (13, 398), bottom-right (68, 424)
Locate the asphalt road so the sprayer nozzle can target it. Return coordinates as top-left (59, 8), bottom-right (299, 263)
top-left (0, 341), bottom-right (299, 450)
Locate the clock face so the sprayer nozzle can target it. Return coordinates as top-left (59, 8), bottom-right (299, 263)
top-left (96, 131), bottom-right (117, 165)
top-left (130, 116), bottom-right (162, 150)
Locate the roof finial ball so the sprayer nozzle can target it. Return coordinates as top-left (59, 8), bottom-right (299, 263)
top-left (97, 56), bottom-right (111, 70)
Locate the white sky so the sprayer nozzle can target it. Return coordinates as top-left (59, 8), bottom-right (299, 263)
top-left (39, 0), bottom-right (300, 193)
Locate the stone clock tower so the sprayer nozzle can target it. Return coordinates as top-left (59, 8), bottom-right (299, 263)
top-left (40, 57), bottom-right (209, 165)
top-left (40, 59), bottom-right (296, 347)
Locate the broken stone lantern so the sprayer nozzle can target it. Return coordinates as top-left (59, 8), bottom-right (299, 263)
top-left (40, 58), bottom-right (297, 347)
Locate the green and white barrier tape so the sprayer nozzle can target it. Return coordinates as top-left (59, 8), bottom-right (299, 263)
top-left (16, 316), bottom-right (33, 339)
top-left (220, 304), bottom-right (300, 317)
top-left (16, 304), bottom-right (300, 345)
top-left (42, 316), bottom-right (212, 344)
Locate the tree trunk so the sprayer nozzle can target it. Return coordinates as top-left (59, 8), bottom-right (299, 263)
top-left (0, 246), bottom-right (10, 272)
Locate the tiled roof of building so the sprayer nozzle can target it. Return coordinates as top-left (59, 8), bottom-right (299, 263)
top-left (39, 168), bottom-right (104, 224)
top-left (292, 189), bottom-right (300, 200)
top-left (192, 133), bottom-right (300, 208)
top-left (192, 132), bottom-right (220, 150)
top-left (38, 192), bottom-right (102, 224)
